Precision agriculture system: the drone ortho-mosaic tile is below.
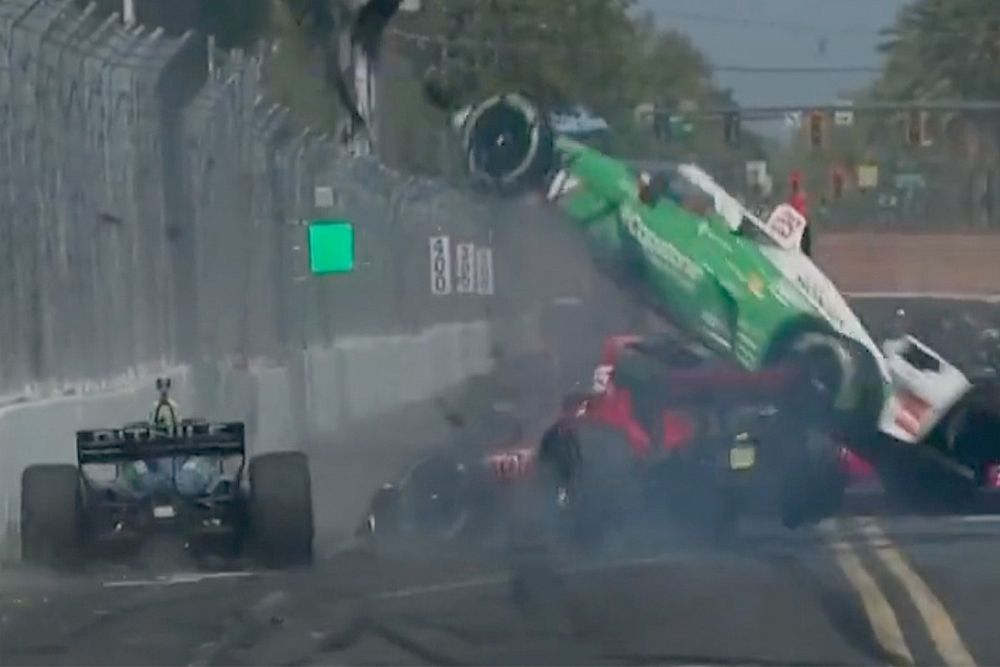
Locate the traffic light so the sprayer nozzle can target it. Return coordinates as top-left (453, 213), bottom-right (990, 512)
top-left (808, 111), bottom-right (824, 149)
top-left (789, 170), bottom-right (802, 194)
top-left (724, 112), bottom-right (741, 147)
top-left (653, 107), bottom-right (674, 141)
top-left (905, 109), bottom-right (931, 146)
top-left (906, 109), bottom-right (921, 146)
top-left (831, 168), bottom-right (844, 200)
top-left (652, 110), bottom-right (665, 140)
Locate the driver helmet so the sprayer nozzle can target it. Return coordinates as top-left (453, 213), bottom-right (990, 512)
top-left (156, 376), bottom-right (171, 399)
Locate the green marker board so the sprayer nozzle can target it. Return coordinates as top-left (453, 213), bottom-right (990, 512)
top-left (308, 220), bottom-right (354, 274)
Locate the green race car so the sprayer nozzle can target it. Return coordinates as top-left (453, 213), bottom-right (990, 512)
top-left (452, 93), bottom-right (1000, 493)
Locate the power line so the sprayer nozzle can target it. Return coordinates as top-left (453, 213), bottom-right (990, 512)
top-left (714, 65), bottom-right (883, 74)
top-left (388, 29), bottom-right (884, 76)
top-left (649, 10), bottom-right (881, 36)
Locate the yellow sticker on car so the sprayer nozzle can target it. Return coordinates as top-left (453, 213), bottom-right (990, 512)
top-left (729, 445), bottom-right (756, 470)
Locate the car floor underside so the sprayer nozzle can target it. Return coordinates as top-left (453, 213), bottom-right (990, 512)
top-left (81, 479), bottom-right (246, 558)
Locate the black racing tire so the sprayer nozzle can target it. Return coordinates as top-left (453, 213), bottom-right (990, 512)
top-left (249, 451), bottom-right (314, 568)
top-left (779, 440), bottom-right (847, 529)
top-left (709, 488), bottom-right (741, 544)
top-left (400, 454), bottom-right (468, 536)
top-left (540, 424), bottom-right (640, 547)
top-left (769, 327), bottom-right (882, 440)
top-left (358, 484), bottom-right (403, 539)
top-left (20, 465), bottom-right (84, 569)
top-left (784, 333), bottom-right (849, 424)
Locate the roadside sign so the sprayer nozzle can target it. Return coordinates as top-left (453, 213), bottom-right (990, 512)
top-left (307, 220), bottom-right (354, 274)
top-left (759, 173), bottom-right (774, 197)
top-left (314, 186), bottom-right (334, 209)
top-left (834, 101), bottom-right (855, 127)
top-left (455, 242), bottom-right (475, 293)
top-left (429, 235), bottom-right (452, 295)
top-left (857, 164), bottom-right (879, 190)
top-left (745, 160), bottom-right (768, 188)
top-left (475, 247), bottom-right (494, 295)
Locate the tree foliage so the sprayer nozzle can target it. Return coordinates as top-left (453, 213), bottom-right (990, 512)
top-left (878, 0), bottom-right (1000, 100)
top-left (389, 1), bottom-right (716, 118)
top-left (376, 0), bottom-right (759, 173)
top-left (776, 0), bottom-right (1000, 227)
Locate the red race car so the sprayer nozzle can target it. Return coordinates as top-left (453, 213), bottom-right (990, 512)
top-left (531, 333), bottom-right (852, 539)
top-left (359, 332), bottom-right (853, 548)
top-left (360, 332), bottom-right (1000, 549)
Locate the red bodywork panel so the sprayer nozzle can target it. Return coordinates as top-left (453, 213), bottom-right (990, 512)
top-left (839, 447), bottom-right (877, 481)
top-left (479, 334), bottom-right (883, 486)
top-left (482, 447), bottom-right (536, 483)
top-left (582, 334), bottom-right (795, 459)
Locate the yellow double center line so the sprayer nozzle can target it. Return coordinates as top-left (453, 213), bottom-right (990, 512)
top-left (824, 518), bottom-right (977, 667)
top-left (823, 521), bottom-right (914, 666)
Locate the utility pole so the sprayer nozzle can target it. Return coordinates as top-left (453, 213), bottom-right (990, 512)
top-left (123, 0), bottom-right (136, 26)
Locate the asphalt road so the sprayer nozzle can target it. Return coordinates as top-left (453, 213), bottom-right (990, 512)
top-left (2, 513), bottom-right (1000, 666)
top-left (3, 361), bottom-right (1000, 666)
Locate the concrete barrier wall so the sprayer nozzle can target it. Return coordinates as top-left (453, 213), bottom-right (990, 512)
top-left (0, 321), bottom-right (495, 561)
top-left (818, 233), bottom-right (1000, 294)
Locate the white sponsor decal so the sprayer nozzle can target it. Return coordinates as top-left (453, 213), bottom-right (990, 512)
top-left (546, 169), bottom-right (580, 202)
top-left (620, 207), bottom-right (704, 287)
top-left (592, 364), bottom-right (613, 393)
top-left (764, 204), bottom-right (807, 251)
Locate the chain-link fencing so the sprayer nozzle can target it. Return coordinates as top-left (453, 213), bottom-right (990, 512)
top-left (0, 0), bottom-right (603, 396)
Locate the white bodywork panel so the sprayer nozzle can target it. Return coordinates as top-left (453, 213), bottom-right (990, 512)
top-left (677, 162), bottom-right (974, 444)
top-left (879, 336), bottom-right (972, 443)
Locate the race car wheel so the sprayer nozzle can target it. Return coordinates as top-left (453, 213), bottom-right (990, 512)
top-left (400, 454), bottom-right (468, 536)
top-left (779, 440), bottom-right (847, 529)
top-left (249, 452), bottom-right (314, 568)
top-left (785, 333), bottom-right (850, 422)
top-left (540, 425), bottom-right (639, 547)
top-left (775, 330), bottom-right (883, 440)
top-left (20, 465), bottom-right (84, 569)
top-left (358, 484), bottom-right (403, 540)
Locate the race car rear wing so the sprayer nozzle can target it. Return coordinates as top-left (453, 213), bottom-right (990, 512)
top-left (76, 421), bottom-right (245, 465)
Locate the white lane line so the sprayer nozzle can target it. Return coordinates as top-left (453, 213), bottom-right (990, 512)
top-left (953, 515), bottom-right (1000, 524)
top-left (103, 571), bottom-right (257, 588)
top-left (821, 520), bottom-right (915, 666)
top-left (370, 552), bottom-right (686, 601)
top-left (859, 518), bottom-right (977, 667)
top-left (373, 573), bottom-right (511, 600)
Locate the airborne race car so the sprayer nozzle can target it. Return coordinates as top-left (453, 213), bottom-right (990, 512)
top-left (20, 420), bottom-right (314, 569)
top-left (446, 93), bottom-right (1000, 507)
top-left (360, 89), bottom-right (1000, 541)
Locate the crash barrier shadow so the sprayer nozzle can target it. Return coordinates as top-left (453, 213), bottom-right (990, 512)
top-left (0, 322), bottom-right (497, 565)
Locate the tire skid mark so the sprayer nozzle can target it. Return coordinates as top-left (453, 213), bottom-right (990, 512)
top-left (187, 590), bottom-right (289, 666)
top-left (2, 585), bottom-right (227, 657)
top-left (759, 549), bottom-right (902, 666)
top-left (307, 613), bottom-right (465, 666)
